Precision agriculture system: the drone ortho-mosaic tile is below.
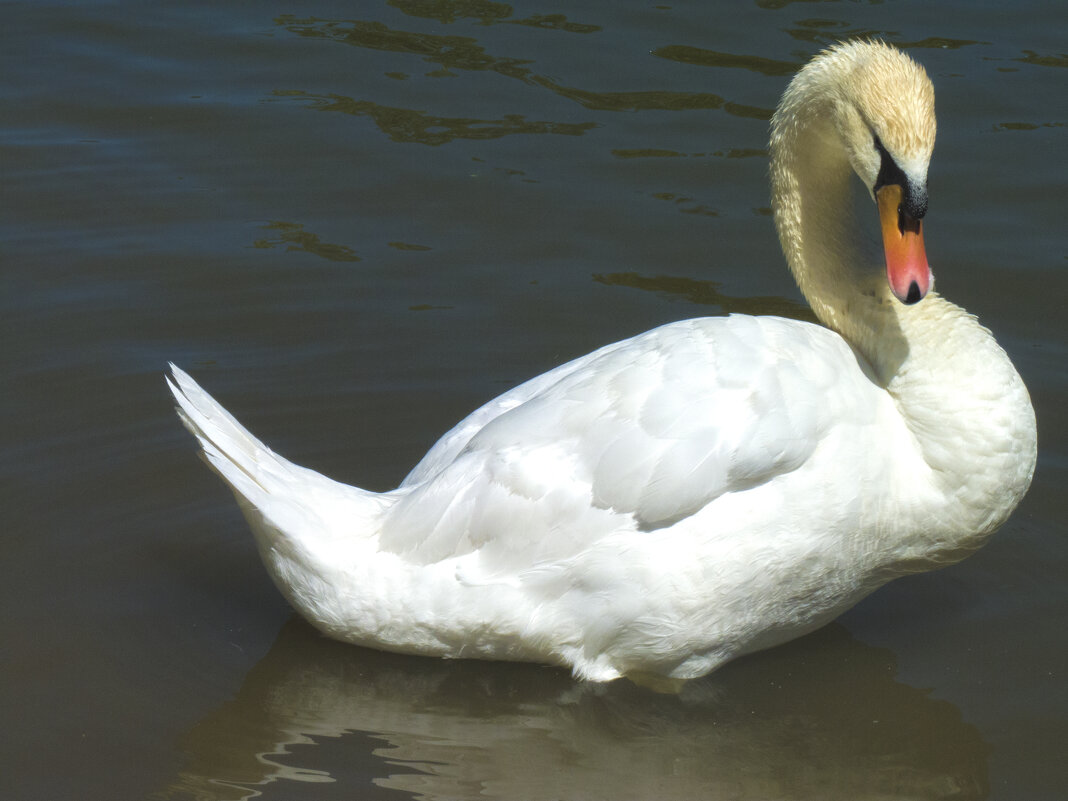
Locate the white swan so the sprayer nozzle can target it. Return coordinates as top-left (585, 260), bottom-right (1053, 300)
top-left (169, 41), bottom-right (1036, 682)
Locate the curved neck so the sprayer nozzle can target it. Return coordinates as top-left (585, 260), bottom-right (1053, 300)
top-left (770, 102), bottom-right (907, 382)
top-left (768, 90), bottom-right (1036, 552)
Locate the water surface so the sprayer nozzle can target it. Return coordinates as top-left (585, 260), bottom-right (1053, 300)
top-left (2, 1), bottom-right (1065, 799)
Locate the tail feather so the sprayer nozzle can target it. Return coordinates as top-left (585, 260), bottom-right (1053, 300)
top-left (167, 363), bottom-right (287, 497)
top-left (167, 364), bottom-right (389, 540)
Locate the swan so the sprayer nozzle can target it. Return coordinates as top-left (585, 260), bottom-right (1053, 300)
top-left (169, 41), bottom-right (1036, 682)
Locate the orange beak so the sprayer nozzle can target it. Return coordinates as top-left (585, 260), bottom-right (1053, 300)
top-left (877, 184), bottom-right (931, 304)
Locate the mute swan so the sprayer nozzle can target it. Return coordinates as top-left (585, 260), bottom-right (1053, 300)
top-left (169, 41), bottom-right (1036, 682)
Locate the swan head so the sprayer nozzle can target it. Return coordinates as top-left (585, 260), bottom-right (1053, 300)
top-left (830, 41), bottom-right (936, 305)
top-left (773, 41), bottom-right (937, 307)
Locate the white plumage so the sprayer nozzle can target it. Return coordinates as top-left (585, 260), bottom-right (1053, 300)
top-left (169, 41), bottom-right (1036, 682)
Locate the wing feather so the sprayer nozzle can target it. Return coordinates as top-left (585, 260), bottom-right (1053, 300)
top-left (380, 315), bottom-right (881, 568)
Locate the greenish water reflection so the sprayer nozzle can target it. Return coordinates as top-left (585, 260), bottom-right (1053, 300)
top-left (271, 90), bottom-right (597, 145)
top-left (160, 619), bottom-right (988, 801)
top-left (594, 272), bottom-right (819, 322)
top-left (252, 222), bottom-right (362, 263)
top-left (273, 14), bottom-right (775, 119)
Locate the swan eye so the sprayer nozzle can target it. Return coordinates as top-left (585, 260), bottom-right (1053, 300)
top-left (873, 135), bottom-right (927, 220)
top-left (873, 135), bottom-right (907, 194)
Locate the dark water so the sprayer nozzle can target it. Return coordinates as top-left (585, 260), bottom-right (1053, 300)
top-left (3, 1), bottom-right (1065, 799)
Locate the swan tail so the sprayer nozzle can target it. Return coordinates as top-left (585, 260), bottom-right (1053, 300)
top-left (167, 363), bottom-right (290, 498)
top-left (167, 364), bottom-right (389, 541)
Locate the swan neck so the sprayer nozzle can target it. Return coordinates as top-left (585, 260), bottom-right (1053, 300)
top-left (770, 100), bottom-right (902, 378)
top-left (769, 86), bottom-right (1035, 547)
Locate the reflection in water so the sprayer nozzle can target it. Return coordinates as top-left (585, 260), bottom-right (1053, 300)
top-left (594, 272), bottom-right (819, 323)
top-left (530, 76), bottom-right (774, 120)
top-left (388, 0), bottom-right (601, 33)
top-left (650, 191), bottom-right (721, 218)
top-left (994, 121), bottom-right (1064, 131)
top-left (651, 46), bottom-right (798, 76)
top-left (780, 27), bottom-right (982, 50)
top-left (896, 37), bottom-right (984, 50)
top-left (276, 15), bottom-right (536, 80)
top-left (160, 619), bottom-right (988, 801)
top-left (782, 19), bottom-right (859, 45)
top-left (506, 13), bottom-right (601, 34)
top-left (251, 222), bottom-right (361, 263)
top-left (269, 90), bottom-right (597, 146)
top-left (388, 241), bottom-right (433, 252)
top-left (273, 15), bottom-right (773, 121)
top-left (531, 77), bottom-right (732, 113)
top-left (1012, 50), bottom-right (1068, 68)
top-left (612, 148), bottom-right (767, 159)
top-left (612, 148), bottom-right (685, 159)
top-left (387, 0), bottom-right (514, 26)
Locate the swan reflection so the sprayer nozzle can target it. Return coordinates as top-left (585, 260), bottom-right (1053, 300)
top-left (161, 620), bottom-right (987, 800)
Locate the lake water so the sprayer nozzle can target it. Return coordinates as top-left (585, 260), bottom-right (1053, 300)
top-left (3, 1), bottom-right (1065, 799)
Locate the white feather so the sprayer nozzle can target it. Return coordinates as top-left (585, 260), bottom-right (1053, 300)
top-left (168, 42), bottom-right (1035, 682)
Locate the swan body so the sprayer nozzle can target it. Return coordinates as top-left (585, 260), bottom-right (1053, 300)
top-left (170, 41), bottom-right (1035, 681)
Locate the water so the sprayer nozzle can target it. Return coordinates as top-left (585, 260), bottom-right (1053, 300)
top-left (2, 1), bottom-right (1065, 799)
